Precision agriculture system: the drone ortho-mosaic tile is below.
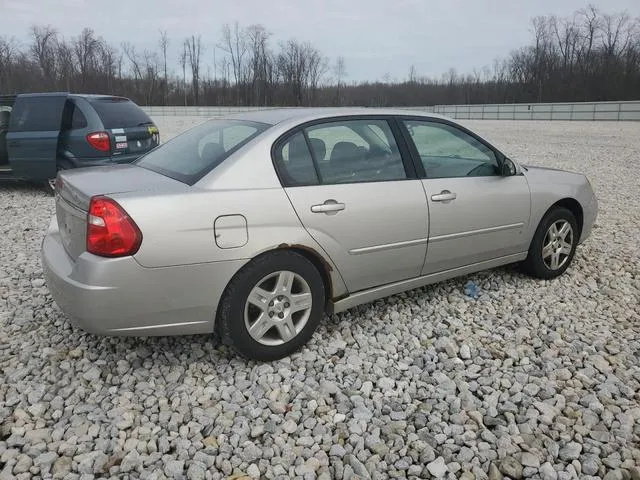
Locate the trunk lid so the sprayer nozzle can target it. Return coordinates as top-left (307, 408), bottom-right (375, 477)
top-left (109, 123), bottom-right (159, 157)
top-left (55, 164), bottom-right (188, 260)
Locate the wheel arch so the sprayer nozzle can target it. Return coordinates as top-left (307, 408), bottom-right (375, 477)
top-left (214, 244), bottom-right (343, 333)
top-left (281, 245), bottom-right (334, 303)
top-left (547, 197), bottom-right (584, 237)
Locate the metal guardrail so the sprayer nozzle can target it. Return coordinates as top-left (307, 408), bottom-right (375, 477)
top-left (432, 101), bottom-right (640, 121)
top-left (141, 101), bottom-right (640, 121)
top-left (141, 105), bottom-right (437, 117)
top-left (142, 106), bottom-right (294, 117)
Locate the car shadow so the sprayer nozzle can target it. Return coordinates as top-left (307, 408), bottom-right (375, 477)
top-left (323, 263), bottom-right (526, 324)
top-left (22, 263), bottom-right (529, 369)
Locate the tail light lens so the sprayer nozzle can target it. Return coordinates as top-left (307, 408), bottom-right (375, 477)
top-left (87, 196), bottom-right (142, 257)
top-left (86, 132), bottom-right (111, 152)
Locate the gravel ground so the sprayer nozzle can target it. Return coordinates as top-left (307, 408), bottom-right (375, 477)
top-left (1, 118), bottom-right (639, 480)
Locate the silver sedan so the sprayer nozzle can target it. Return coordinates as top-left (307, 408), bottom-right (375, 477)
top-left (42, 108), bottom-right (598, 361)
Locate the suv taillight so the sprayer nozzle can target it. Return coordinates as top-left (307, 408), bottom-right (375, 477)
top-left (87, 196), bottom-right (142, 257)
top-left (86, 131), bottom-right (111, 152)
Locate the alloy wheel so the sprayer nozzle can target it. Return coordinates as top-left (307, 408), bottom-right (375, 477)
top-left (542, 220), bottom-right (574, 270)
top-left (244, 270), bottom-right (313, 346)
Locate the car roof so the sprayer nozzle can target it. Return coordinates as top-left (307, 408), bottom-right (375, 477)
top-left (69, 94), bottom-right (131, 101)
top-left (0, 92), bottom-right (130, 101)
top-left (220, 107), bottom-right (450, 126)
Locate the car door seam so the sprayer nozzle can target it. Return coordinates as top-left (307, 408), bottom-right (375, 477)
top-left (348, 236), bottom-right (429, 255)
top-left (429, 222), bottom-right (525, 243)
top-left (280, 187), bottom-right (350, 291)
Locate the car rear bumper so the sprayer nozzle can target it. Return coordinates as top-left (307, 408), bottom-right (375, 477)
top-left (41, 215), bottom-right (247, 336)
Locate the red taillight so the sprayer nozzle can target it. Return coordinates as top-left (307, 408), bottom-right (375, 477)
top-left (87, 196), bottom-right (142, 257)
top-left (86, 131), bottom-right (111, 152)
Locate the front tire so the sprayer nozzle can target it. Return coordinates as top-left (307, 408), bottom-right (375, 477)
top-left (523, 207), bottom-right (579, 279)
top-left (217, 250), bottom-right (326, 361)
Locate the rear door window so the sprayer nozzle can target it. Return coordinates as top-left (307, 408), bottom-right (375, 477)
top-left (305, 119), bottom-right (406, 184)
top-left (71, 107), bottom-right (88, 129)
top-left (9, 95), bottom-right (67, 132)
top-left (89, 97), bottom-right (152, 129)
top-left (273, 131), bottom-right (319, 186)
top-left (61, 100), bottom-right (88, 131)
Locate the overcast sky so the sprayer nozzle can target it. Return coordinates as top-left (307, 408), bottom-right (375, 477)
top-left (1, 0), bottom-right (639, 82)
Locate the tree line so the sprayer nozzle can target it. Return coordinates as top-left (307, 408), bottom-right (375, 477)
top-left (0, 5), bottom-right (638, 107)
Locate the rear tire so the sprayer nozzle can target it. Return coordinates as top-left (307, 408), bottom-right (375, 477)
top-left (523, 207), bottom-right (579, 280)
top-left (216, 250), bottom-right (326, 361)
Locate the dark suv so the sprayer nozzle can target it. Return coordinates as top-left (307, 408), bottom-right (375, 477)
top-left (0, 93), bottom-right (159, 185)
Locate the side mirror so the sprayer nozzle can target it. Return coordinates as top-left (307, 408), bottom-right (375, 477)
top-left (501, 157), bottom-right (517, 176)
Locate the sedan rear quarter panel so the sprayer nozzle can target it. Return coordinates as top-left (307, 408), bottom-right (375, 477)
top-left (113, 187), bottom-right (349, 298)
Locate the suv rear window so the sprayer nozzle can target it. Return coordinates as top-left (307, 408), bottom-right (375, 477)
top-left (89, 97), bottom-right (152, 129)
top-left (135, 119), bottom-right (270, 185)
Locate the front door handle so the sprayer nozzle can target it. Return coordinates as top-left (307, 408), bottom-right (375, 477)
top-left (311, 199), bottom-right (345, 214)
top-left (431, 190), bottom-right (457, 202)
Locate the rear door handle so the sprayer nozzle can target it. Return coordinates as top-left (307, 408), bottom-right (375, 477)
top-left (431, 190), bottom-right (457, 202)
top-left (8, 141), bottom-right (20, 147)
top-left (311, 199), bottom-right (345, 214)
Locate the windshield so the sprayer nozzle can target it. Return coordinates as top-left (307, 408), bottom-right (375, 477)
top-left (135, 119), bottom-right (270, 185)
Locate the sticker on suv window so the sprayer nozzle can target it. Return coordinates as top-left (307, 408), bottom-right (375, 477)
top-left (116, 142), bottom-right (127, 149)
top-left (115, 135), bottom-right (127, 142)
top-left (111, 128), bottom-right (125, 134)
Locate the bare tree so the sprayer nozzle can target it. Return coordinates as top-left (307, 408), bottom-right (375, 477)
top-left (186, 35), bottom-right (203, 105)
top-left (74, 28), bottom-right (100, 89)
top-left (0, 36), bottom-right (20, 91)
top-left (122, 42), bottom-right (143, 97)
top-left (551, 14), bottom-right (579, 69)
top-left (277, 40), bottom-right (327, 105)
top-left (220, 22), bottom-right (248, 104)
top-left (3, 9), bottom-right (640, 107)
top-left (246, 24), bottom-right (272, 105)
top-left (334, 56), bottom-right (347, 105)
top-left (179, 41), bottom-right (187, 105)
top-left (142, 50), bottom-right (160, 105)
top-left (277, 40), bottom-right (304, 105)
top-left (55, 40), bottom-right (74, 91)
top-left (29, 25), bottom-right (58, 88)
top-left (306, 44), bottom-right (328, 104)
top-left (216, 55), bottom-right (231, 103)
top-left (600, 10), bottom-right (633, 56)
top-left (408, 65), bottom-right (417, 83)
top-left (159, 30), bottom-right (169, 105)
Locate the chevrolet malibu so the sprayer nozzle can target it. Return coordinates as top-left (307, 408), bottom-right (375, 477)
top-left (42, 108), bottom-right (598, 361)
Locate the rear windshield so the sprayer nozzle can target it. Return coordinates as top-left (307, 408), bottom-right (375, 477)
top-left (89, 98), bottom-right (152, 129)
top-left (135, 119), bottom-right (270, 185)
